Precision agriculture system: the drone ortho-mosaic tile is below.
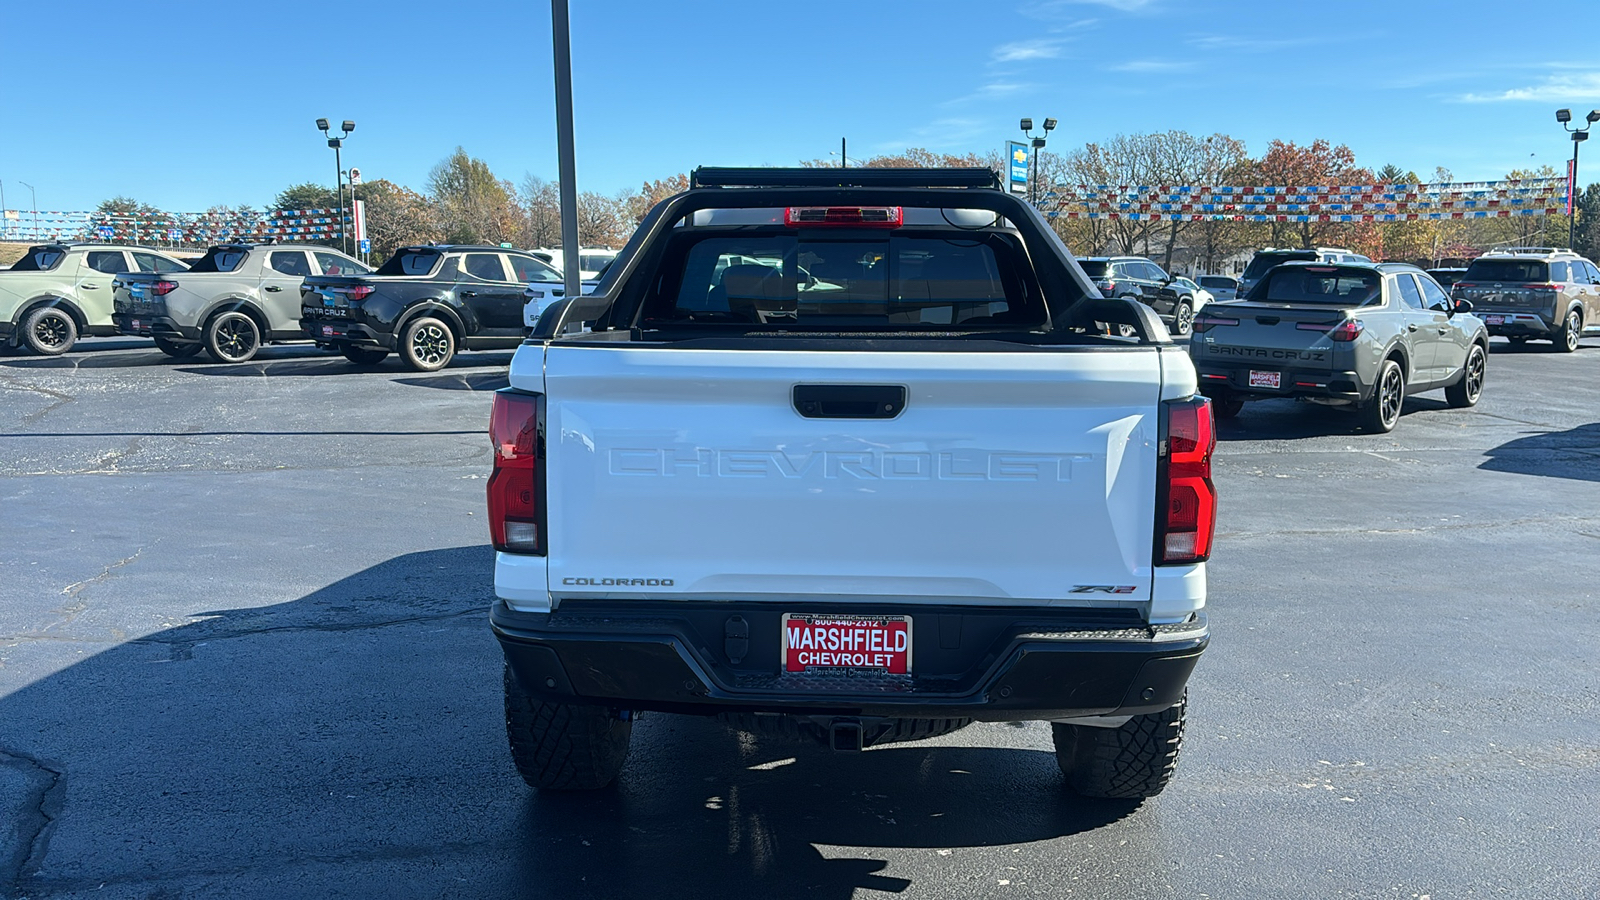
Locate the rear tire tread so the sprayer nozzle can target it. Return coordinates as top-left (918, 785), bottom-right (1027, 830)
top-left (504, 666), bottom-right (631, 791)
top-left (1053, 695), bottom-right (1185, 799)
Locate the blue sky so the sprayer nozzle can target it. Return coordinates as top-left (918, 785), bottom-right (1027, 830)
top-left (3, 0), bottom-right (1599, 213)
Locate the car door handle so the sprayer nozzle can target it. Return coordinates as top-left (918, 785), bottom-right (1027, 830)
top-left (1407, 323), bottom-right (1418, 332)
top-left (1437, 327), bottom-right (1450, 335)
top-left (265, 285), bottom-right (282, 292)
top-left (82, 282), bottom-right (100, 289)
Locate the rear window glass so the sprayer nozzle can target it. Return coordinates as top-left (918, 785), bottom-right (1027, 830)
top-left (269, 251), bottom-right (311, 276)
top-left (9, 247), bottom-right (65, 271)
top-left (651, 233), bottom-right (1033, 328)
top-left (511, 255), bottom-right (560, 282)
top-left (579, 253), bottom-right (614, 272)
top-left (1463, 259), bottom-right (1549, 282)
top-left (376, 249), bottom-right (442, 276)
top-left (1078, 260), bottom-right (1110, 277)
top-left (86, 251), bottom-right (129, 274)
top-left (1260, 267), bottom-right (1381, 305)
top-left (1243, 251), bottom-right (1315, 280)
top-left (1199, 276), bottom-right (1235, 289)
top-left (186, 247), bottom-right (249, 273)
top-left (1426, 269), bottom-right (1465, 287)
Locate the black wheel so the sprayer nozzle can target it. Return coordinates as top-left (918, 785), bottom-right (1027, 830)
top-left (1552, 308), bottom-right (1582, 353)
top-left (340, 346), bottom-right (389, 367)
top-left (204, 310), bottom-right (261, 363)
top-left (22, 306), bottom-right (77, 355)
top-left (153, 336), bottom-right (202, 358)
top-left (504, 665), bottom-right (631, 791)
top-left (1052, 693), bottom-right (1186, 799)
top-left (400, 316), bottom-right (455, 372)
top-left (1172, 299), bottom-right (1194, 337)
top-left (1212, 396), bottom-right (1244, 419)
top-left (1445, 343), bottom-right (1486, 408)
top-left (1359, 357), bottom-right (1404, 434)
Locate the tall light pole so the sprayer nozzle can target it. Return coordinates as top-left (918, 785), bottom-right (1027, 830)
top-left (551, 0), bottom-right (581, 304)
top-left (317, 118), bottom-right (355, 254)
top-left (1557, 108), bottom-right (1599, 249)
top-left (19, 181), bottom-right (37, 241)
top-left (1019, 117), bottom-right (1057, 205)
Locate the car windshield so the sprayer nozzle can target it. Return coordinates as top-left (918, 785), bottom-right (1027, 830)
top-left (1462, 259), bottom-right (1550, 282)
top-left (1078, 260), bottom-right (1110, 277)
top-left (377, 249), bottom-right (442, 276)
top-left (186, 247), bottom-right (249, 273)
top-left (1243, 252), bottom-right (1314, 280)
top-left (8, 247), bottom-right (66, 271)
top-left (1260, 266), bottom-right (1381, 305)
top-left (647, 231), bottom-right (1038, 329)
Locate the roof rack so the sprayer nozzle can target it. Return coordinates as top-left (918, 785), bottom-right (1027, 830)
top-left (690, 166), bottom-right (1001, 190)
top-left (1490, 246), bottom-right (1572, 256)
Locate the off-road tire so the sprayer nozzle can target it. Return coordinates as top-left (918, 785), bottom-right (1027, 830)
top-left (22, 306), bottom-right (77, 355)
top-left (1172, 300), bottom-right (1194, 337)
top-left (1552, 308), bottom-right (1582, 353)
top-left (1052, 693), bottom-right (1186, 799)
top-left (340, 346), bottom-right (389, 367)
top-left (1212, 396), bottom-right (1244, 419)
top-left (204, 310), bottom-right (261, 363)
top-left (1359, 358), bottom-right (1404, 434)
top-left (153, 336), bottom-right (202, 358)
top-left (399, 316), bottom-right (455, 372)
top-left (504, 665), bottom-right (631, 791)
top-left (1445, 343), bottom-right (1486, 408)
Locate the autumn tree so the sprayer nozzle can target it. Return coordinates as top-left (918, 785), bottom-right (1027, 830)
top-left (519, 175), bottom-right (562, 249)
top-left (1573, 182), bottom-right (1600, 260)
top-left (1250, 139), bottom-right (1362, 249)
top-left (428, 147), bottom-right (521, 245)
top-left (272, 183), bottom-right (340, 212)
top-left (353, 179), bottom-right (441, 262)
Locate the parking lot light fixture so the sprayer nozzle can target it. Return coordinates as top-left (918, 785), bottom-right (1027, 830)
top-left (1558, 108), bottom-right (1596, 248)
top-left (1020, 117), bottom-right (1057, 205)
top-left (316, 119), bottom-right (356, 254)
top-left (1019, 118), bottom-right (1033, 132)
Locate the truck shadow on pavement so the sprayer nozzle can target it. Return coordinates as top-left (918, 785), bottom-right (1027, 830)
top-left (1478, 423), bottom-right (1600, 482)
top-left (180, 351), bottom-right (514, 380)
top-left (1215, 396), bottom-right (1447, 441)
top-left (0, 344), bottom-right (336, 371)
top-left (0, 546), bottom-right (1132, 899)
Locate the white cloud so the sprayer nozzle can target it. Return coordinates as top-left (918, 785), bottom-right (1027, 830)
top-left (1023, 0), bottom-right (1153, 19)
top-left (1459, 71), bottom-right (1600, 103)
top-left (942, 82), bottom-right (1033, 107)
top-left (993, 39), bottom-right (1066, 63)
top-left (1187, 34), bottom-right (1312, 52)
top-left (1108, 60), bottom-right (1194, 73)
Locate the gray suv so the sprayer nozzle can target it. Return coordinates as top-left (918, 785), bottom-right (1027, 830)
top-left (1079, 255), bottom-right (1197, 335)
top-left (1449, 248), bottom-right (1600, 352)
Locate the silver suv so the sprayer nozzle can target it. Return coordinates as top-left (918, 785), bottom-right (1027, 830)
top-left (1449, 248), bottom-right (1600, 352)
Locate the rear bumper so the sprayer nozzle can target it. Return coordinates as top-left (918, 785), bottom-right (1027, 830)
top-left (112, 313), bottom-right (197, 341)
top-left (301, 318), bottom-right (395, 350)
top-left (1475, 311), bottom-right (1556, 336)
top-left (492, 599), bottom-right (1206, 721)
top-left (1193, 358), bottom-right (1367, 402)
top-left (0, 320), bottom-right (11, 342)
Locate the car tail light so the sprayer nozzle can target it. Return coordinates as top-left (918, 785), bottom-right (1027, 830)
top-left (1452, 282), bottom-right (1477, 290)
top-left (345, 285), bottom-right (375, 300)
top-left (1522, 283), bottom-right (1560, 292)
top-left (150, 280), bottom-right (178, 296)
top-left (1156, 396), bottom-right (1216, 566)
top-left (784, 206), bottom-right (902, 227)
top-left (1099, 280), bottom-right (1117, 296)
top-left (487, 390), bottom-right (545, 555)
top-left (1191, 315), bottom-right (1238, 333)
top-left (1328, 319), bottom-right (1364, 341)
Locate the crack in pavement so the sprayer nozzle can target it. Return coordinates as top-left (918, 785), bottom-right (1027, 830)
top-left (37, 549), bottom-right (147, 638)
top-left (0, 746), bottom-right (66, 898)
top-left (0, 375), bottom-right (76, 427)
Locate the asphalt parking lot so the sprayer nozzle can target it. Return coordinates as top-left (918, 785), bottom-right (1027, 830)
top-left (2, 335), bottom-right (1598, 899)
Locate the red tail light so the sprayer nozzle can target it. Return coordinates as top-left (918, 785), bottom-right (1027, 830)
top-left (784, 206), bottom-right (902, 227)
top-left (1156, 396), bottom-right (1216, 565)
top-left (151, 280), bottom-right (178, 296)
top-left (1522, 283), bottom-right (1560, 292)
top-left (345, 285), bottom-right (375, 300)
top-left (1100, 280), bottom-right (1118, 296)
top-left (488, 391), bottom-right (545, 555)
top-left (1191, 315), bottom-right (1238, 333)
top-left (1453, 282), bottom-right (1477, 290)
top-left (1328, 319), bottom-right (1364, 341)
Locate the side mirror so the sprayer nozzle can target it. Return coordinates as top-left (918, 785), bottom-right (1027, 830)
top-left (1453, 298), bottom-right (1473, 315)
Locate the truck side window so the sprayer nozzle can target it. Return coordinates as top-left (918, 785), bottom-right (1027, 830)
top-left (86, 251), bottom-right (130, 274)
top-left (133, 253), bottom-right (185, 273)
top-left (1549, 261), bottom-right (1569, 283)
top-left (463, 254), bottom-right (508, 282)
top-left (269, 252), bottom-right (311, 276)
top-left (1417, 275), bottom-right (1451, 312)
top-left (1394, 274), bottom-right (1425, 310)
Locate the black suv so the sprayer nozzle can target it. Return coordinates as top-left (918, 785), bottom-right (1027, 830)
top-left (1450, 248), bottom-right (1600, 352)
top-left (299, 245), bottom-right (561, 370)
top-left (1079, 255), bottom-right (1196, 335)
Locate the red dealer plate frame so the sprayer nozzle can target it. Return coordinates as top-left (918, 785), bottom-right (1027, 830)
top-left (782, 613), bottom-right (912, 674)
top-left (1249, 369), bottom-right (1281, 389)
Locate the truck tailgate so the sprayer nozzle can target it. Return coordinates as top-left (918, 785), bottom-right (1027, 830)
top-left (1193, 302), bottom-right (1352, 372)
top-left (531, 344), bottom-right (1164, 605)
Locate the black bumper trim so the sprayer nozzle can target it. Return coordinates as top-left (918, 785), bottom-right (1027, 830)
top-left (491, 600), bottom-right (1206, 720)
top-left (111, 314), bottom-right (197, 341)
top-left (1194, 361), bottom-right (1366, 401)
top-left (302, 318), bottom-right (394, 350)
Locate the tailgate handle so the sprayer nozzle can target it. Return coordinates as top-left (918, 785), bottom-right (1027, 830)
top-left (1255, 315), bottom-right (1279, 325)
top-left (793, 384), bottom-right (906, 419)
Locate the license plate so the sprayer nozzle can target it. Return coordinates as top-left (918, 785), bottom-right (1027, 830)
top-left (782, 613), bottom-right (911, 674)
top-left (130, 319), bottom-right (141, 328)
top-left (1484, 316), bottom-right (1504, 325)
top-left (1249, 370), bottom-right (1281, 389)
top-left (321, 325), bottom-right (336, 336)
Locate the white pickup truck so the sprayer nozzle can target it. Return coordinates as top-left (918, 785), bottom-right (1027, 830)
top-left (488, 168), bottom-right (1214, 800)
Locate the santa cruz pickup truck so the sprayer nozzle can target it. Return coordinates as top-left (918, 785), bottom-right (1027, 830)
top-left (300, 245), bottom-right (575, 371)
top-left (1, 243), bottom-right (188, 355)
top-left (112, 243), bottom-right (370, 362)
top-left (488, 168), bottom-right (1214, 800)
